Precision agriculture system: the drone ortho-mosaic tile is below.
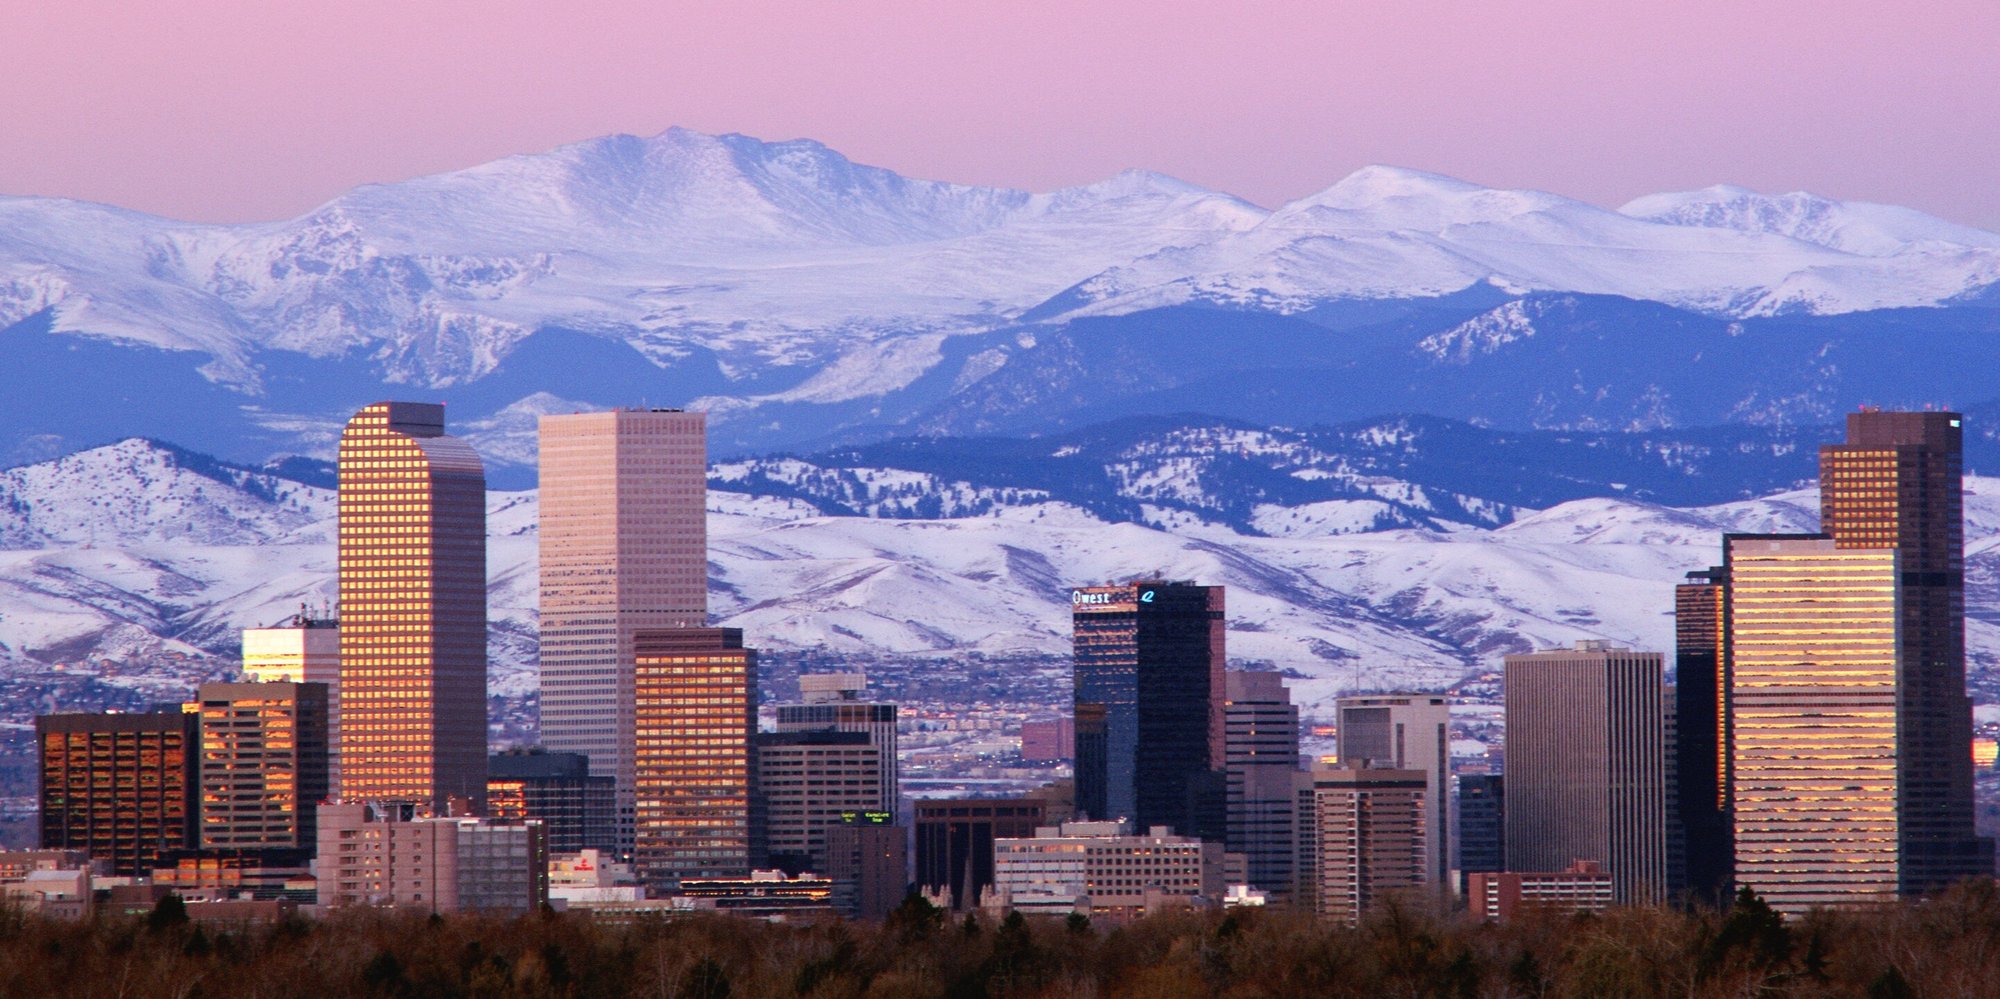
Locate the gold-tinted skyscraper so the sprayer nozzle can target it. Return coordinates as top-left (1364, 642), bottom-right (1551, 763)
top-left (337, 401), bottom-right (488, 811)
top-left (632, 628), bottom-right (757, 889)
top-left (538, 409), bottom-right (707, 847)
top-left (1727, 535), bottom-right (1902, 911)
top-left (1818, 410), bottom-right (1988, 890)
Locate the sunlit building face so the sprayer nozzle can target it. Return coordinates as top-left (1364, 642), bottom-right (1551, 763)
top-left (336, 401), bottom-right (488, 811)
top-left (1727, 537), bottom-right (1901, 912)
top-left (631, 628), bottom-right (757, 889)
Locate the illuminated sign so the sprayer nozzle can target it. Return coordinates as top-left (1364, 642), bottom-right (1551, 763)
top-left (1140, 589), bottom-right (1156, 603)
top-left (838, 810), bottom-right (895, 825)
top-left (1072, 590), bottom-right (1117, 606)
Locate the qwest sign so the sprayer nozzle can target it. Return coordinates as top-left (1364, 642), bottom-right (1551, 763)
top-left (1070, 588), bottom-right (1155, 608)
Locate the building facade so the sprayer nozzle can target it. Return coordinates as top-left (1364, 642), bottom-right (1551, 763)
top-left (1469, 861), bottom-right (1616, 921)
top-left (195, 681), bottom-right (330, 852)
top-left (1223, 670), bottom-right (1300, 895)
top-left (486, 750), bottom-right (618, 855)
top-left (37, 711), bottom-right (198, 876)
top-left (1818, 410), bottom-right (1989, 890)
top-left (1674, 565), bottom-right (1733, 905)
top-left (1727, 535), bottom-right (1904, 911)
top-left (774, 695), bottom-right (899, 808)
top-left (755, 731), bottom-right (887, 873)
top-left (992, 820), bottom-right (1223, 923)
top-left (336, 401), bottom-right (488, 811)
top-left (241, 616), bottom-right (340, 792)
top-left (914, 797), bottom-right (1048, 911)
top-left (1071, 580), bottom-right (1225, 837)
top-left (824, 812), bottom-right (908, 920)
top-left (1295, 768), bottom-right (1429, 925)
top-left (1455, 773), bottom-right (1504, 894)
top-left (1503, 641), bottom-right (1668, 905)
top-left (538, 409), bottom-right (708, 851)
top-left (315, 802), bottom-right (549, 914)
top-left (632, 628), bottom-right (757, 888)
top-left (1336, 693), bottom-right (1451, 892)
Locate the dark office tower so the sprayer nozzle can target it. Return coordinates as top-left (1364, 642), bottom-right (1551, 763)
top-left (1224, 671), bottom-right (1300, 894)
top-left (632, 628), bottom-right (757, 889)
top-left (486, 749), bottom-right (617, 854)
top-left (913, 797), bottom-right (1047, 910)
top-left (1337, 694), bottom-right (1451, 892)
top-left (539, 410), bottom-right (708, 853)
top-left (1674, 566), bottom-right (1732, 906)
top-left (196, 682), bottom-right (330, 852)
top-left (337, 401), bottom-right (487, 811)
top-left (1071, 580), bottom-right (1225, 835)
top-left (1456, 773), bottom-right (1504, 894)
top-left (1504, 642), bottom-right (1668, 905)
top-left (38, 711), bottom-right (198, 876)
top-left (825, 812), bottom-right (908, 920)
top-left (1819, 410), bottom-right (1990, 889)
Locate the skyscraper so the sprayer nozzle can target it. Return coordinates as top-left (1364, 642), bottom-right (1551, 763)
top-left (1224, 670), bottom-right (1300, 894)
top-left (1504, 641), bottom-right (1668, 905)
top-left (1727, 535), bottom-right (1904, 910)
top-left (754, 731), bottom-right (887, 873)
top-left (1071, 580), bottom-right (1225, 836)
top-left (37, 710), bottom-right (198, 876)
top-left (196, 681), bottom-right (330, 852)
top-left (1336, 693), bottom-right (1451, 892)
top-left (1818, 410), bottom-right (1989, 889)
top-left (336, 401), bottom-right (488, 811)
top-left (241, 615), bottom-right (340, 792)
top-left (1455, 773), bottom-right (1504, 893)
top-left (538, 409), bottom-right (708, 849)
top-left (632, 628), bottom-right (757, 889)
top-left (776, 678), bottom-right (899, 808)
top-left (1673, 565), bottom-right (1732, 905)
top-left (1295, 767), bottom-right (1428, 925)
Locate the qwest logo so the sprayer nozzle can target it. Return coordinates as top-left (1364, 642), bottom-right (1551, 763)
top-left (1140, 590), bottom-right (1156, 603)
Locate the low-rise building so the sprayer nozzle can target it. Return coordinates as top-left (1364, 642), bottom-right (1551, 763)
top-left (1468, 860), bottom-right (1616, 920)
top-left (315, 802), bottom-right (548, 914)
top-left (991, 820), bottom-right (1223, 923)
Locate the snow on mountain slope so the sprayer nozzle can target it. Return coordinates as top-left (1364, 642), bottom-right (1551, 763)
top-left (5, 439), bottom-right (2000, 716)
top-left (7, 132), bottom-right (2000, 423)
top-left (1066, 166), bottom-right (2000, 318)
top-left (1622, 186), bottom-right (2000, 257)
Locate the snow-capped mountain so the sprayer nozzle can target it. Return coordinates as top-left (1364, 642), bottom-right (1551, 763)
top-left (6, 128), bottom-right (2000, 470)
top-left (6, 438), bottom-right (2000, 720)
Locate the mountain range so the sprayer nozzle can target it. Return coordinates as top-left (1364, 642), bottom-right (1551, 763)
top-left (5, 128), bottom-right (2000, 480)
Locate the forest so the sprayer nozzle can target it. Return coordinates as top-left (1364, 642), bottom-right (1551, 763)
top-left (2, 885), bottom-right (1996, 999)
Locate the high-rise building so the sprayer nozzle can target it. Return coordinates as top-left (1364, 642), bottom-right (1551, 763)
top-left (1336, 693), bottom-right (1451, 892)
top-left (1455, 773), bottom-right (1504, 893)
top-left (755, 731), bottom-right (888, 873)
top-left (37, 711), bottom-right (198, 876)
top-left (631, 628), bottom-right (756, 889)
top-left (315, 802), bottom-right (549, 914)
top-left (775, 684), bottom-right (898, 807)
top-left (1674, 565), bottom-right (1732, 905)
top-left (1727, 535), bottom-right (1905, 910)
top-left (195, 681), bottom-right (330, 852)
top-left (914, 797), bottom-right (1048, 910)
top-left (241, 616), bottom-right (340, 792)
top-left (537, 409), bottom-right (708, 850)
top-left (1295, 767), bottom-right (1429, 925)
top-left (1818, 410), bottom-right (1990, 889)
top-left (1503, 641), bottom-right (1668, 905)
top-left (1223, 670), bottom-right (1300, 894)
top-left (336, 401), bottom-right (487, 811)
top-left (1071, 580), bottom-right (1225, 836)
top-left (486, 749), bottom-right (617, 855)
top-left (824, 812), bottom-right (908, 920)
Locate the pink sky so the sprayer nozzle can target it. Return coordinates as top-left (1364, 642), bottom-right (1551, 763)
top-left (3, 1), bottom-right (1996, 227)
